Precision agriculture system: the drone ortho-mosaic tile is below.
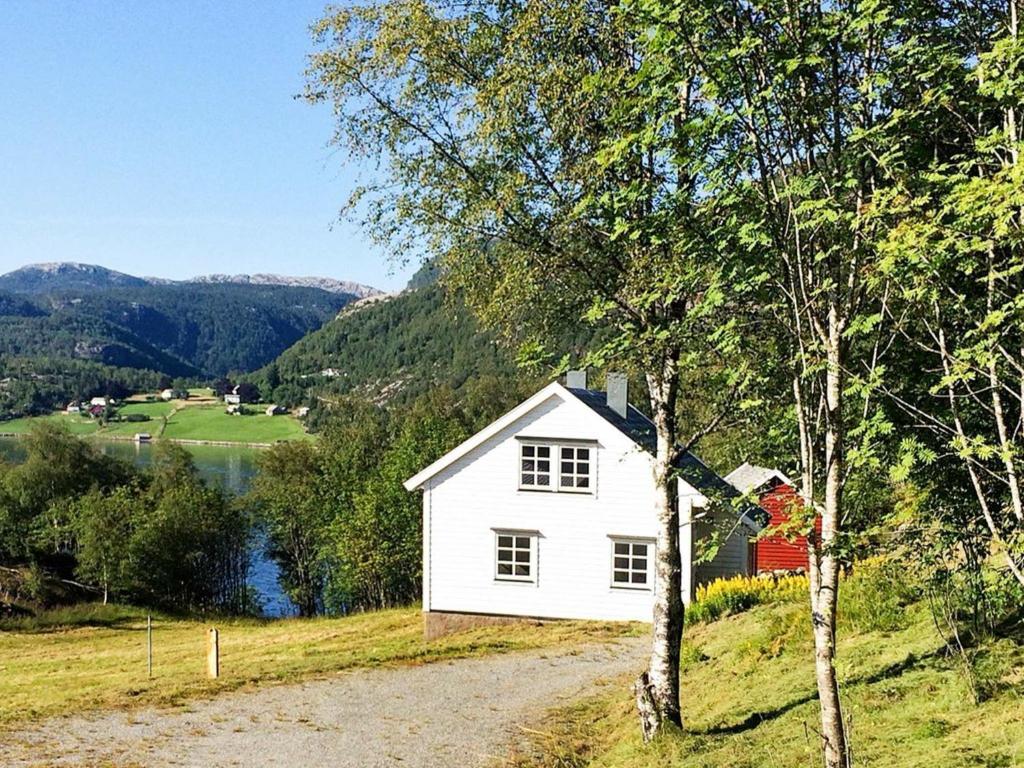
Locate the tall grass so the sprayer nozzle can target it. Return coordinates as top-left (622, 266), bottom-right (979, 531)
top-left (687, 573), bottom-right (808, 624)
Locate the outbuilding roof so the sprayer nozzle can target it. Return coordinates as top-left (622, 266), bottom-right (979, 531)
top-left (725, 462), bottom-right (795, 494)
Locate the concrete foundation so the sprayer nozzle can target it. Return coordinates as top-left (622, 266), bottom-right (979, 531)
top-left (423, 610), bottom-right (547, 640)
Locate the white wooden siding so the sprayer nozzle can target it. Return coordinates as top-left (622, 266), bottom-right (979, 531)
top-left (693, 509), bottom-right (752, 586)
top-left (421, 389), bottom-right (742, 622)
top-left (425, 393), bottom-right (662, 622)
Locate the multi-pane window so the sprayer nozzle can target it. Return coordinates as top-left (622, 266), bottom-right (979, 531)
top-left (520, 444), bottom-right (552, 488)
top-left (559, 446), bottom-right (591, 492)
top-left (519, 441), bottom-right (593, 493)
top-left (611, 539), bottom-right (652, 589)
top-left (495, 532), bottom-right (535, 582)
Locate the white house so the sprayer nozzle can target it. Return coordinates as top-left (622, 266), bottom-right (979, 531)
top-left (89, 396), bottom-right (108, 407)
top-left (160, 388), bottom-right (175, 401)
top-left (224, 392), bottom-right (242, 406)
top-left (404, 372), bottom-right (765, 635)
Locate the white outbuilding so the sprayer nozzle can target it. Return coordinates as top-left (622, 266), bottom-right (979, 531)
top-left (404, 372), bottom-right (765, 636)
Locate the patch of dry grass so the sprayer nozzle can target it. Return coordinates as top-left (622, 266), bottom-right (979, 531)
top-left (0, 604), bottom-right (641, 728)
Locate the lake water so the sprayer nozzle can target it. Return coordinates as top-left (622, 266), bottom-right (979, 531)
top-left (0, 437), bottom-right (296, 617)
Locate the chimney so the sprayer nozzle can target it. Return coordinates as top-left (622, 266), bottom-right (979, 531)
top-left (566, 369), bottom-right (587, 389)
top-left (606, 372), bottom-right (628, 419)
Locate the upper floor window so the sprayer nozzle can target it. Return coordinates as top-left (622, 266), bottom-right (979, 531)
top-left (559, 446), bottom-right (591, 492)
top-left (519, 441), bottom-right (593, 493)
top-left (520, 444), bottom-right (552, 488)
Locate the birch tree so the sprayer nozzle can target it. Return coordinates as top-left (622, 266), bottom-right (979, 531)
top-left (876, 0), bottom-right (1024, 588)
top-left (306, 0), bottom-right (752, 737)
top-left (635, 1), bottom-right (941, 763)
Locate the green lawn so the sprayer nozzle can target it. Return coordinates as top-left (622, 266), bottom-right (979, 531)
top-left (162, 404), bottom-right (309, 443)
top-left (0, 604), bottom-right (639, 727)
top-left (1, 401), bottom-right (308, 444)
top-left (504, 599), bottom-right (1024, 768)
top-left (0, 412), bottom-right (98, 436)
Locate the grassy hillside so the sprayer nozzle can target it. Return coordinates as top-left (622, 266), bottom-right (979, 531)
top-left (0, 604), bottom-right (638, 727)
top-left (506, 584), bottom-right (1023, 768)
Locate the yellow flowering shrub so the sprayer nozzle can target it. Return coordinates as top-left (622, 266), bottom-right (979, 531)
top-left (688, 572), bottom-right (809, 624)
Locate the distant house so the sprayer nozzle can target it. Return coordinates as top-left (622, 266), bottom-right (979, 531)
top-left (725, 462), bottom-right (820, 574)
top-left (90, 397), bottom-right (108, 407)
top-left (160, 389), bottom-right (175, 401)
top-left (224, 393), bottom-right (241, 406)
top-left (134, 432), bottom-right (151, 443)
top-left (66, 401), bottom-right (81, 414)
top-left (295, 406), bottom-right (310, 418)
top-left (87, 404), bottom-right (105, 419)
top-left (403, 371), bottom-right (766, 634)
top-left (265, 404), bottom-right (286, 416)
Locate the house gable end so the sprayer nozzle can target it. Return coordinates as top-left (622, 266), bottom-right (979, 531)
top-left (404, 382), bottom-right (649, 492)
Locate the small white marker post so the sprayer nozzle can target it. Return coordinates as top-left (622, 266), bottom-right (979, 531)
top-left (207, 627), bottom-right (219, 679)
top-left (147, 615), bottom-right (153, 679)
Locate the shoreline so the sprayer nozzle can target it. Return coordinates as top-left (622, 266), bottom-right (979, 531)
top-left (0, 432), bottom-right (276, 449)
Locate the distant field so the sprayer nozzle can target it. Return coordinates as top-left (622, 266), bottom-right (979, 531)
top-left (162, 404), bottom-right (309, 443)
top-left (0, 399), bottom-right (308, 444)
top-left (0, 604), bottom-right (638, 727)
top-left (0, 412), bottom-right (98, 436)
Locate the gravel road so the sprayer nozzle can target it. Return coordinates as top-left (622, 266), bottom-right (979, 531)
top-left (1, 636), bottom-right (646, 768)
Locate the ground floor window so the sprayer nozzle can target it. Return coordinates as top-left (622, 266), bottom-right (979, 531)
top-left (495, 531), bottom-right (536, 582)
top-left (611, 538), bottom-right (653, 589)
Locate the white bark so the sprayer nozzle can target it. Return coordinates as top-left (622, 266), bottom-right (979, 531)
top-left (812, 308), bottom-right (848, 768)
top-left (636, 359), bottom-right (683, 740)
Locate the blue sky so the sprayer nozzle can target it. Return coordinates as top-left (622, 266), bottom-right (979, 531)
top-left (0, 2), bottom-right (416, 291)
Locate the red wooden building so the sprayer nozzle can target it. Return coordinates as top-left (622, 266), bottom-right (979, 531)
top-left (726, 463), bottom-right (820, 574)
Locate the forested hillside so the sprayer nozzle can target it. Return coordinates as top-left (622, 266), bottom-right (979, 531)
top-left (0, 264), bottom-right (373, 415)
top-left (38, 283), bottom-right (355, 374)
top-left (254, 284), bottom-right (526, 406)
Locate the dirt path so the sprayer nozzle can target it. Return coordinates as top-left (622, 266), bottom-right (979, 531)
top-left (1, 636), bottom-right (646, 768)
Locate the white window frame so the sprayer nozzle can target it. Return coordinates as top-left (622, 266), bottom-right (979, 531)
top-left (494, 530), bottom-right (538, 583)
top-left (518, 439), bottom-right (595, 494)
top-left (557, 444), bottom-right (593, 493)
top-left (518, 442), bottom-right (554, 490)
top-left (610, 537), bottom-right (655, 591)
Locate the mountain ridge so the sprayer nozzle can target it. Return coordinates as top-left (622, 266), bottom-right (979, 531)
top-left (0, 262), bottom-right (381, 299)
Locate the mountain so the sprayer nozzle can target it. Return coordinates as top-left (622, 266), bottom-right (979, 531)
top-left (182, 273), bottom-right (382, 299)
top-left (0, 263), bottom-right (382, 415)
top-left (0, 263), bottom-right (381, 300)
top-left (0, 263), bottom-right (150, 293)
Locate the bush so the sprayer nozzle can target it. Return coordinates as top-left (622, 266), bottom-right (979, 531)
top-left (688, 573), bottom-right (808, 624)
top-left (121, 413), bottom-right (150, 423)
top-left (840, 556), bottom-right (921, 633)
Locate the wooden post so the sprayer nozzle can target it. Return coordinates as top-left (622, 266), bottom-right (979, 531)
top-left (147, 615), bottom-right (153, 679)
top-left (207, 628), bottom-right (219, 679)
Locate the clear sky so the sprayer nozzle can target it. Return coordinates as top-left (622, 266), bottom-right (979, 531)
top-left (0, 1), bottom-right (416, 292)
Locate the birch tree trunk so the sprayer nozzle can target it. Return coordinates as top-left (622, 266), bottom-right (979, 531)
top-left (812, 307), bottom-right (849, 768)
top-left (635, 355), bottom-right (683, 740)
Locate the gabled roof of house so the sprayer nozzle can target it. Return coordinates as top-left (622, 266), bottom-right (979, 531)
top-left (403, 380), bottom-right (767, 533)
top-left (564, 388), bottom-right (767, 533)
top-left (565, 387), bottom-right (656, 450)
top-left (725, 462), bottom-right (795, 494)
